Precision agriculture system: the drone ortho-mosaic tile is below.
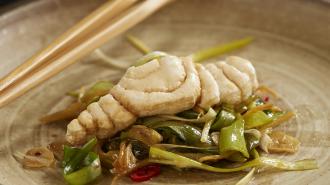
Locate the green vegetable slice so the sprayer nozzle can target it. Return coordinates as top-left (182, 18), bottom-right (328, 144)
top-left (211, 109), bottom-right (236, 131)
top-left (235, 168), bottom-right (255, 185)
top-left (126, 34), bottom-right (151, 54)
top-left (192, 37), bottom-right (253, 63)
top-left (176, 109), bottom-right (201, 119)
top-left (153, 144), bottom-right (218, 154)
top-left (64, 152), bottom-right (101, 185)
top-left (149, 147), bottom-right (318, 172)
top-left (40, 81), bottom-right (113, 124)
top-left (250, 148), bottom-right (260, 159)
top-left (259, 157), bottom-right (318, 171)
top-left (226, 152), bottom-right (247, 162)
top-left (64, 137), bottom-right (97, 175)
top-left (159, 108), bottom-right (217, 124)
top-left (80, 81), bottom-right (114, 105)
top-left (150, 121), bottom-right (212, 147)
top-left (247, 97), bottom-right (264, 109)
top-left (120, 125), bottom-right (163, 145)
top-left (219, 116), bottom-right (249, 158)
top-left (244, 111), bottom-right (273, 129)
top-left (134, 51), bottom-right (167, 66)
top-left (63, 146), bottom-right (80, 167)
top-left (245, 133), bottom-right (260, 152)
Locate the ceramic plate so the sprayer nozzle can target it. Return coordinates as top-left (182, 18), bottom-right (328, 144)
top-left (0, 0), bottom-right (329, 184)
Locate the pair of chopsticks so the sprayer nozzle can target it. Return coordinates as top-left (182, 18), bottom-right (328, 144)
top-left (0, 0), bottom-right (174, 108)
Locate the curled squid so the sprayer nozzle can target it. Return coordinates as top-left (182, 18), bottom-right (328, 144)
top-left (66, 55), bottom-right (258, 145)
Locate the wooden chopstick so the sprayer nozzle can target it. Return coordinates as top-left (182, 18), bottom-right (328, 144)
top-left (0, 0), bottom-right (174, 108)
top-left (0, 0), bottom-right (138, 92)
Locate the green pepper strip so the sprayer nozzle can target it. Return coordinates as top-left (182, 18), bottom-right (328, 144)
top-left (192, 37), bottom-right (253, 63)
top-left (149, 147), bottom-right (318, 172)
top-left (64, 137), bottom-right (97, 175)
top-left (219, 116), bottom-right (249, 158)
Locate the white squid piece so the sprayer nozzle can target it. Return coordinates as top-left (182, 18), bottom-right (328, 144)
top-left (66, 55), bottom-right (258, 145)
top-left (196, 64), bottom-right (220, 109)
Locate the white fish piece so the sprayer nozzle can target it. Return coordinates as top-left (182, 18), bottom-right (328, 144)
top-left (219, 62), bottom-right (252, 101)
top-left (126, 59), bottom-right (159, 78)
top-left (226, 56), bottom-right (259, 91)
top-left (78, 110), bottom-right (96, 134)
top-left (87, 102), bottom-right (113, 139)
top-left (66, 119), bottom-right (87, 145)
top-left (205, 62), bottom-right (241, 105)
top-left (195, 64), bottom-right (220, 109)
top-left (110, 56), bottom-right (201, 116)
top-left (98, 94), bottom-right (137, 134)
top-left (66, 55), bottom-right (260, 145)
top-left (119, 56), bottom-right (186, 92)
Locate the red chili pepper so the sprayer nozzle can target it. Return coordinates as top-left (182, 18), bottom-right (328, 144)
top-left (129, 164), bottom-right (161, 182)
top-left (264, 96), bottom-right (269, 102)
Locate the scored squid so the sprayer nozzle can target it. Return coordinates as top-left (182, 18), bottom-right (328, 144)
top-left (66, 55), bottom-right (258, 145)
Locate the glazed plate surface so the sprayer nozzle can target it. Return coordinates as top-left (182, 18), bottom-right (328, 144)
top-left (0, 0), bottom-right (329, 184)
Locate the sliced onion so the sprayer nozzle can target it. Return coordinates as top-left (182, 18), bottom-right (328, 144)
top-left (23, 147), bottom-right (55, 168)
top-left (210, 132), bottom-right (219, 145)
top-left (259, 133), bottom-right (273, 153)
top-left (198, 155), bottom-right (224, 163)
top-left (268, 131), bottom-right (300, 154)
top-left (201, 119), bottom-right (214, 143)
top-left (244, 129), bottom-right (261, 140)
top-left (235, 168), bottom-right (255, 185)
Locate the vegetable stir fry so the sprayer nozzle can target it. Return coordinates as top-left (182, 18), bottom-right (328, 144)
top-left (22, 36), bottom-right (317, 185)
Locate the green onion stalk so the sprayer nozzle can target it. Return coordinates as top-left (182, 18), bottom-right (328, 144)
top-left (126, 34), bottom-right (253, 66)
top-left (149, 147), bottom-right (318, 173)
top-left (63, 138), bottom-right (101, 185)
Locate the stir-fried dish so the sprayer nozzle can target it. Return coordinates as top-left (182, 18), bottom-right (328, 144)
top-left (21, 36), bottom-right (317, 185)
